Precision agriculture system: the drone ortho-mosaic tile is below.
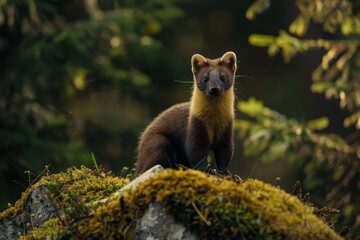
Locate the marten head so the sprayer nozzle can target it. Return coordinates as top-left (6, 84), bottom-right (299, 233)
top-left (191, 52), bottom-right (237, 97)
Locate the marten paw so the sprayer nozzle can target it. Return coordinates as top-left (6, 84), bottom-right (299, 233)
top-left (229, 174), bottom-right (243, 183)
top-left (205, 167), bottom-right (218, 175)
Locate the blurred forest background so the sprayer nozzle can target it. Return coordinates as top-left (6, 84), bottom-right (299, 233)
top-left (0, 0), bottom-right (359, 237)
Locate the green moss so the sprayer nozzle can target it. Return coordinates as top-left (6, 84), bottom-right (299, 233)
top-left (43, 166), bottom-right (129, 206)
top-left (0, 166), bottom-right (130, 220)
top-left (126, 169), bottom-right (342, 239)
top-left (8, 168), bottom-right (342, 239)
top-left (19, 218), bottom-right (68, 240)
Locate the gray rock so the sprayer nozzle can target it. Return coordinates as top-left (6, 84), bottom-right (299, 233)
top-left (135, 202), bottom-right (198, 240)
top-left (95, 164), bottom-right (165, 205)
top-left (0, 214), bottom-right (23, 240)
top-left (0, 186), bottom-right (60, 240)
top-left (115, 165), bottom-right (165, 195)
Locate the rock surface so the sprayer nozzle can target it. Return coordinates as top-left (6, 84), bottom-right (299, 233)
top-left (94, 164), bottom-right (165, 205)
top-left (0, 186), bottom-right (60, 240)
top-left (117, 165), bottom-right (165, 195)
top-left (135, 202), bottom-right (198, 240)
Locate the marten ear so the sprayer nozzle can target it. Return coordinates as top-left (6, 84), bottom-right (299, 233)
top-left (220, 51), bottom-right (237, 72)
top-left (191, 54), bottom-right (207, 74)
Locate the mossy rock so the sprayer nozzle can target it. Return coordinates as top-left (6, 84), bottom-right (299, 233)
top-left (0, 166), bottom-right (130, 240)
top-left (1, 167), bottom-right (342, 239)
top-left (0, 166), bottom-right (129, 220)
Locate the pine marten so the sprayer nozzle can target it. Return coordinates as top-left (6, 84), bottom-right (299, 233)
top-left (136, 52), bottom-right (237, 175)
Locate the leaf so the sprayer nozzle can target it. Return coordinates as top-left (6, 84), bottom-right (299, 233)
top-left (262, 141), bottom-right (289, 162)
top-left (245, 0), bottom-right (270, 20)
top-left (267, 44), bottom-right (279, 57)
top-left (306, 117), bottom-right (329, 130)
top-left (72, 68), bottom-right (87, 90)
top-left (311, 82), bottom-right (333, 93)
top-left (344, 111), bottom-right (360, 128)
top-left (249, 34), bottom-right (275, 47)
top-left (131, 71), bottom-right (150, 86)
top-left (235, 120), bottom-right (252, 139)
top-left (146, 19), bottom-right (161, 34)
top-left (53, 31), bottom-right (68, 43)
top-left (311, 66), bottom-right (324, 82)
top-left (336, 47), bottom-right (356, 70)
top-left (341, 17), bottom-right (353, 35)
top-left (28, 0), bottom-right (41, 26)
top-left (243, 129), bottom-right (271, 157)
top-left (321, 47), bottom-right (343, 70)
top-left (289, 14), bottom-right (309, 36)
top-left (237, 98), bottom-right (264, 117)
top-left (281, 45), bottom-right (293, 63)
top-left (333, 165), bottom-right (345, 181)
top-left (317, 134), bottom-right (348, 151)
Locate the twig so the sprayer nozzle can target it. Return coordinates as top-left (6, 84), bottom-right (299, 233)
top-left (191, 200), bottom-right (211, 226)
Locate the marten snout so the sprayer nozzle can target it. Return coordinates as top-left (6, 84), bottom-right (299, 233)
top-left (199, 71), bottom-right (231, 97)
top-left (210, 87), bottom-right (220, 96)
top-left (206, 76), bottom-right (223, 96)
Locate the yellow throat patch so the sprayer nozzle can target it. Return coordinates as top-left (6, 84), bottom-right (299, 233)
top-left (189, 86), bottom-right (234, 144)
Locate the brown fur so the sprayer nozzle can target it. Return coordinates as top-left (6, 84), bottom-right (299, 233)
top-left (136, 52), bottom-right (237, 175)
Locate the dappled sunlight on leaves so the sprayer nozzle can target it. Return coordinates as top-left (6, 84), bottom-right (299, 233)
top-left (246, 1), bottom-right (360, 235)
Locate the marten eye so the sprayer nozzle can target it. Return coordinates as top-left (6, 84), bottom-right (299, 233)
top-left (220, 74), bottom-right (227, 82)
top-left (202, 76), bottom-right (209, 83)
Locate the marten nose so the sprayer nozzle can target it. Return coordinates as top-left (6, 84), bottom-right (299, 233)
top-left (210, 87), bottom-right (220, 95)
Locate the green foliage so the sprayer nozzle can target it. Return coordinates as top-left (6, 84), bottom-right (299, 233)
top-left (247, 0), bottom-right (360, 35)
top-left (245, 0), bottom-right (270, 21)
top-left (237, 98), bottom-right (349, 162)
top-left (244, 0), bottom-right (360, 236)
top-left (238, 97), bottom-right (360, 234)
top-left (249, 32), bottom-right (360, 124)
top-left (0, 0), bottom-right (186, 207)
top-left (248, 0), bottom-right (360, 129)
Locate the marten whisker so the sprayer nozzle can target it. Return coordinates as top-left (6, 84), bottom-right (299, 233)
top-left (234, 83), bottom-right (245, 90)
top-left (234, 82), bottom-right (244, 91)
top-left (235, 74), bottom-right (253, 79)
top-left (174, 79), bottom-right (193, 84)
top-left (234, 93), bottom-right (241, 103)
top-left (250, 158), bottom-right (261, 179)
top-left (234, 88), bottom-right (245, 102)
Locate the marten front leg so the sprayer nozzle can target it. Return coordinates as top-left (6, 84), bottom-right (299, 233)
top-left (185, 117), bottom-right (210, 171)
top-left (213, 121), bottom-right (234, 175)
